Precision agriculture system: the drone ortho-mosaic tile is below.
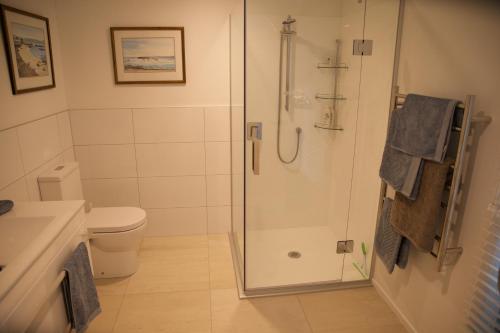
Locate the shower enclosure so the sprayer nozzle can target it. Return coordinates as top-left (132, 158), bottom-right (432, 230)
top-left (229, 0), bottom-right (401, 295)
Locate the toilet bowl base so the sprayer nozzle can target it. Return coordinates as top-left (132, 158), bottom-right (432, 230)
top-left (90, 245), bottom-right (139, 278)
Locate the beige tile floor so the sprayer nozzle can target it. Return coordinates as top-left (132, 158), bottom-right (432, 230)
top-left (88, 234), bottom-right (406, 333)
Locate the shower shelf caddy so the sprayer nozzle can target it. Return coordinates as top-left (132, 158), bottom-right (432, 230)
top-left (377, 86), bottom-right (492, 272)
top-left (314, 40), bottom-right (346, 131)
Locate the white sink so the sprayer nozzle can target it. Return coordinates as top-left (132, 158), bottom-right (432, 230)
top-left (0, 200), bottom-right (86, 332)
top-left (0, 216), bottom-right (54, 269)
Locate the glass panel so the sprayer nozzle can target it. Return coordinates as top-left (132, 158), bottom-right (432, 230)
top-left (244, 0), bottom-right (366, 289)
top-left (229, 0), bottom-right (245, 284)
top-left (233, 0), bottom-right (401, 291)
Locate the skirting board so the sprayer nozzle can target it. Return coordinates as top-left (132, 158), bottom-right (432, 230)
top-left (371, 278), bottom-right (418, 333)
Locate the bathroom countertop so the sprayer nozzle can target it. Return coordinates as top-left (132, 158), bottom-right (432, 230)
top-left (0, 200), bottom-right (85, 302)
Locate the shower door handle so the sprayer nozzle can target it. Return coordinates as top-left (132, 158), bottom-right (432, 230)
top-left (247, 122), bottom-right (262, 175)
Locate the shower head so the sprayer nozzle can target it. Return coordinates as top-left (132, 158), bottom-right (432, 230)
top-left (282, 15), bottom-right (296, 25)
top-left (281, 15), bottom-right (296, 34)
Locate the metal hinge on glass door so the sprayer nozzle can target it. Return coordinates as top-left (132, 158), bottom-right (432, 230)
top-left (337, 240), bottom-right (354, 254)
top-left (353, 39), bottom-right (373, 56)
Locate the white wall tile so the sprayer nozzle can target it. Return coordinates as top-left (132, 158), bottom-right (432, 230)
top-left (82, 178), bottom-right (140, 207)
top-left (206, 175), bottom-right (231, 206)
top-left (25, 154), bottom-right (65, 201)
top-left (75, 144), bottom-right (137, 179)
top-left (144, 208), bottom-right (207, 236)
top-left (57, 112), bottom-right (73, 149)
top-left (205, 141), bottom-right (230, 175)
top-left (138, 176), bottom-right (206, 208)
top-left (0, 177), bottom-right (29, 201)
top-left (205, 106), bottom-right (230, 142)
top-left (17, 116), bottom-right (62, 173)
top-left (70, 109), bottom-right (134, 145)
top-left (207, 206), bottom-right (231, 234)
top-left (0, 128), bottom-right (24, 189)
top-left (133, 107), bottom-right (204, 143)
top-left (135, 143), bottom-right (205, 177)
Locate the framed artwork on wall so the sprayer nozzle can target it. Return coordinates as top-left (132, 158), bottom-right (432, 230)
top-left (0, 5), bottom-right (55, 94)
top-left (110, 27), bottom-right (186, 84)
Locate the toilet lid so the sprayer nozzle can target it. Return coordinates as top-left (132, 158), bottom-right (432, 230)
top-left (86, 207), bottom-right (147, 233)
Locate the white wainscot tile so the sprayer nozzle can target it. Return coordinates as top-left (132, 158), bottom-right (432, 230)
top-left (25, 155), bottom-right (64, 201)
top-left (135, 143), bottom-right (205, 177)
top-left (0, 177), bottom-right (29, 201)
top-left (57, 112), bottom-right (73, 149)
top-left (205, 106), bottom-right (230, 142)
top-left (206, 175), bottom-right (231, 206)
top-left (75, 144), bottom-right (137, 179)
top-left (70, 109), bottom-right (133, 145)
top-left (207, 206), bottom-right (231, 234)
top-left (82, 178), bottom-right (140, 207)
top-left (144, 208), bottom-right (207, 236)
top-left (205, 141), bottom-right (230, 175)
top-left (138, 176), bottom-right (206, 209)
top-left (17, 116), bottom-right (62, 173)
top-left (62, 147), bottom-right (75, 162)
top-left (133, 107), bottom-right (204, 143)
top-left (0, 128), bottom-right (24, 189)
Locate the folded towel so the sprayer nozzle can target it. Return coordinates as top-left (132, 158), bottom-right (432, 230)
top-left (63, 243), bottom-right (101, 333)
top-left (380, 111), bottom-right (424, 200)
top-left (390, 159), bottom-right (452, 252)
top-left (380, 142), bottom-right (423, 200)
top-left (375, 198), bottom-right (409, 273)
top-left (389, 94), bottom-right (458, 162)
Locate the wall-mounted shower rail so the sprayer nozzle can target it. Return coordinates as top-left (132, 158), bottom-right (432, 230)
top-left (379, 86), bottom-right (492, 272)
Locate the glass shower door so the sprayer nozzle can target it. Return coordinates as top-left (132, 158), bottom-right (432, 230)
top-left (244, 0), bottom-right (366, 290)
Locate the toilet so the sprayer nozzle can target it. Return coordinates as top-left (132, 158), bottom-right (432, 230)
top-left (38, 162), bottom-right (147, 278)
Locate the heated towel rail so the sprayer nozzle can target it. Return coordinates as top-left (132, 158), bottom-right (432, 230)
top-left (378, 86), bottom-right (492, 272)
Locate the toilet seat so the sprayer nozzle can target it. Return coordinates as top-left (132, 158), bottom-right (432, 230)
top-left (86, 207), bottom-right (147, 234)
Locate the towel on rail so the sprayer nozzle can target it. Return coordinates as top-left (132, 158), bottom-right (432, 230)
top-left (375, 198), bottom-right (409, 273)
top-left (380, 111), bottom-right (424, 200)
top-left (389, 94), bottom-right (458, 163)
top-left (390, 159), bottom-right (452, 252)
top-left (62, 242), bottom-right (101, 333)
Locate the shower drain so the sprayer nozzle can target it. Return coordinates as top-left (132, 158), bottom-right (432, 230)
top-left (288, 251), bottom-right (301, 259)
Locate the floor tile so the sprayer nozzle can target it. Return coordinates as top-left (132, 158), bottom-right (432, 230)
top-left (94, 277), bottom-right (130, 296)
top-left (211, 288), bottom-right (312, 333)
top-left (139, 235), bottom-right (209, 263)
top-left (298, 287), bottom-right (406, 332)
top-left (209, 234), bottom-right (237, 289)
top-left (126, 259), bottom-right (210, 294)
top-left (87, 295), bottom-right (123, 333)
top-left (113, 290), bottom-right (211, 333)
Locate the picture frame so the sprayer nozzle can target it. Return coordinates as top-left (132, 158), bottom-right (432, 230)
top-left (110, 27), bottom-right (186, 84)
top-left (0, 5), bottom-right (55, 94)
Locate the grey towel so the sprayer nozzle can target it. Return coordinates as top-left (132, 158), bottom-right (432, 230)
top-left (375, 198), bottom-right (409, 273)
top-left (389, 94), bottom-right (458, 162)
top-left (380, 142), bottom-right (423, 200)
top-left (63, 243), bottom-right (101, 333)
top-left (380, 111), bottom-right (424, 200)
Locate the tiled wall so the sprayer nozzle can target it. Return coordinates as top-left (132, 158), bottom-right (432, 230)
top-left (70, 106), bottom-right (231, 236)
top-left (0, 112), bottom-right (75, 201)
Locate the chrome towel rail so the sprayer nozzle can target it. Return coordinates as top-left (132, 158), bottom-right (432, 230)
top-left (379, 86), bottom-right (492, 272)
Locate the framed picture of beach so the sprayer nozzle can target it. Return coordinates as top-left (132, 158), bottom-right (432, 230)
top-left (0, 5), bottom-right (55, 94)
top-left (110, 27), bottom-right (186, 84)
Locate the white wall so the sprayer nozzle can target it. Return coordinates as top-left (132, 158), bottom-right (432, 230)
top-left (0, 0), bottom-right (75, 202)
top-left (372, 1), bottom-right (500, 332)
top-left (54, 0), bottom-right (234, 236)
top-left (55, 0), bottom-right (231, 108)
